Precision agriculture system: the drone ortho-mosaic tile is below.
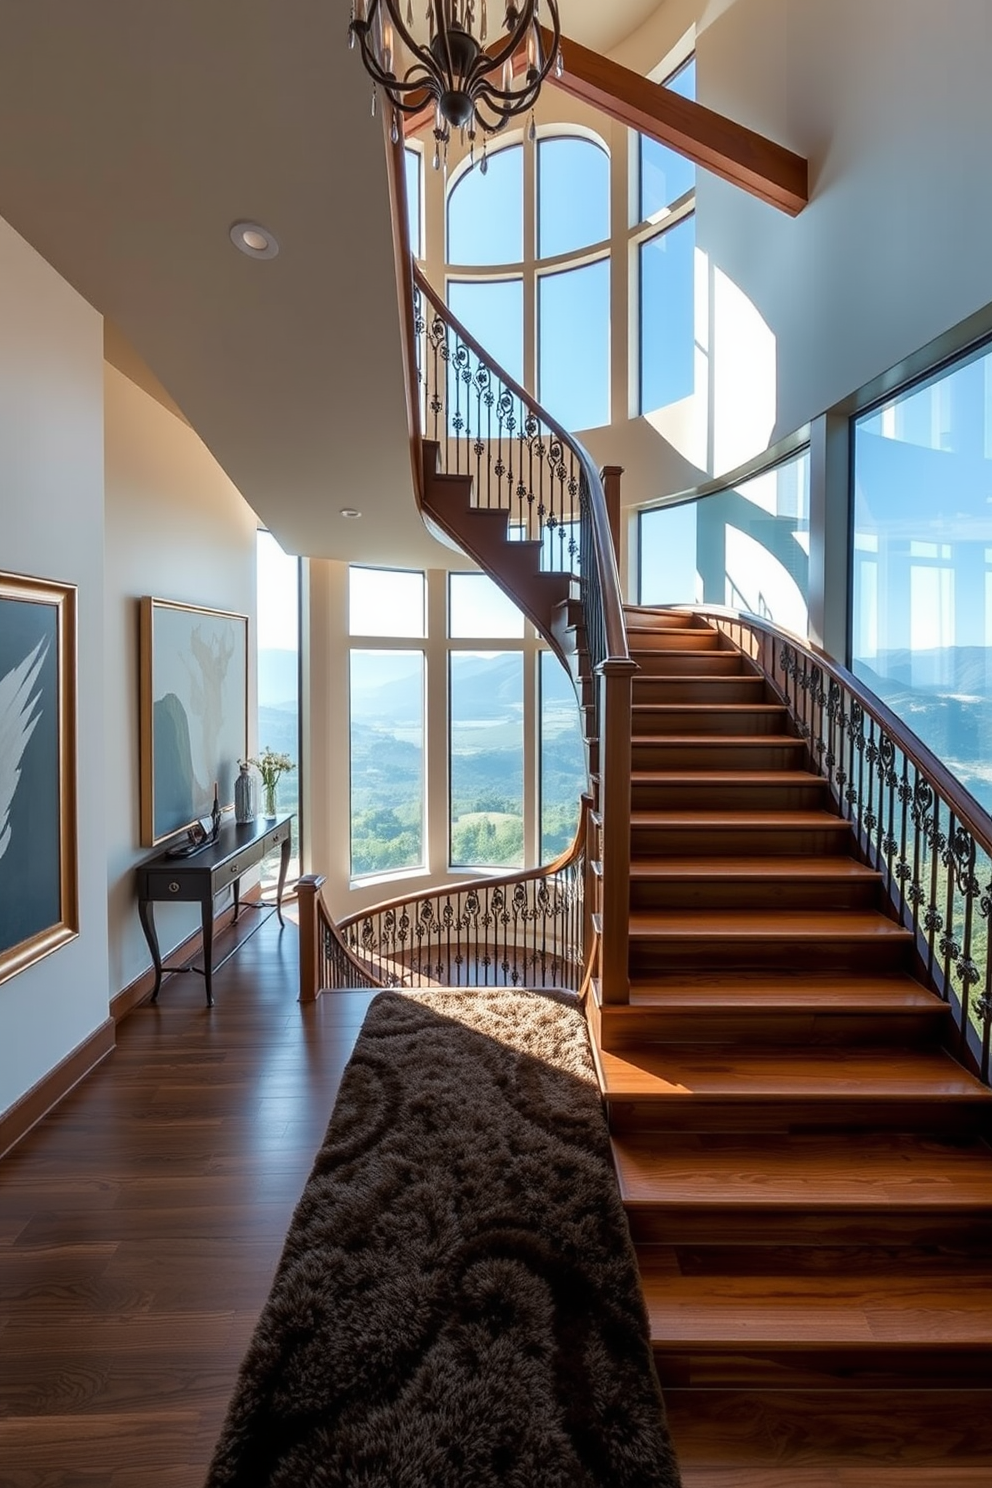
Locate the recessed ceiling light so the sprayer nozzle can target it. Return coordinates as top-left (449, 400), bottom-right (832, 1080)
top-left (230, 220), bottom-right (279, 259)
top-left (340, 508), bottom-right (362, 519)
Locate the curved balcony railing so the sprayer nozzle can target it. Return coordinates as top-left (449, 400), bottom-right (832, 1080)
top-left (695, 606), bottom-right (992, 1084)
top-left (298, 814), bottom-right (590, 999)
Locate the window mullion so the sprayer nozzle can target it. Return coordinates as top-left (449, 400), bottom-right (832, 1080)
top-left (523, 132), bottom-right (537, 394)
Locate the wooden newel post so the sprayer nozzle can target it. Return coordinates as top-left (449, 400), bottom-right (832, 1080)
top-left (598, 659), bottom-right (636, 1004)
top-left (601, 465), bottom-right (623, 570)
top-left (296, 873), bottom-right (326, 1005)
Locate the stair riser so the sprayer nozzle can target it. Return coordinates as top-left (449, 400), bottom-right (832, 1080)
top-left (628, 631), bottom-right (721, 652)
top-left (607, 1097), bottom-right (989, 1136)
top-left (631, 781), bottom-right (829, 811)
top-left (633, 708), bottom-right (790, 738)
top-left (631, 653), bottom-right (743, 675)
top-left (634, 678), bottom-right (767, 704)
top-left (631, 824), bottom-right (853, 856)
top-left (652, 1346), bottom-right (992, 1391)
top-left (627, 1207), bottom-right (992, 1247)
top-left (631, 742), bottom-right (807, 770)
top-left (625, 611), bottom-right (699, 631)
top-left (628, 879), bottom-right (882, 911)
top-left (600, 1009), bottom-right (944, 1048)
top-left (628, 937), bottom-right (912, 974)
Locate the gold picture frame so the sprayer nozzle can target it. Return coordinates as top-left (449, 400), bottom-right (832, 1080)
top-left (139, 597), bottom-right (249, 847)
top-left (0, 571), bottom-right (78, 986)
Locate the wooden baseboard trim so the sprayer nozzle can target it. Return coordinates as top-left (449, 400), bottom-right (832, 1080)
top-left (0, 1017), bottom-right (116, 1162)
top-left (111, 885), bottom-right (264, 1025)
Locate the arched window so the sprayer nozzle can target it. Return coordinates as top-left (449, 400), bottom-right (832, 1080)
top-left (635, 56), bottom-right (697, 415)
top-left (445, 132), bottom-right (611, 433)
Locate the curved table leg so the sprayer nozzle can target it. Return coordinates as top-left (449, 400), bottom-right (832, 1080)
top-left (275, 833), bottom-right (291, 927)
top-left (139, 898), bottom-right (164, 1002)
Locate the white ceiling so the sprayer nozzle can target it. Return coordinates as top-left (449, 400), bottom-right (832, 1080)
top-left (0, 0), bottom-right (665, 562)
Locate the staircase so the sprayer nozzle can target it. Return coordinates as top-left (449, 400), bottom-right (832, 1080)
top-left (400, 260), bottom-right (992, 1482)
top-left (587, 605), bottom-right (992, 1485)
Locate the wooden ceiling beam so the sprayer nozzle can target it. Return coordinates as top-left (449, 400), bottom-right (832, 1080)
top-left (402, 33), bottom-right (808, 217)
top-left (544, 29), bottom-right (807, 217)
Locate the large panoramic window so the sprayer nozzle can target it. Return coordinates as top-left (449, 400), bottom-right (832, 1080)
top-left (639, 448), bottom-right (811, 635)
top-left (349, 568), bottom-right (426, 878)
top-left (449, 651), bottom-right (525, 869)
top-left (636, 54), bottom-right (697, 416)
top-left (540, 651), bottom-right (586, 862)
top-left (346, 567), bottom-right (585, 883)
top-left (445, 132), bottom-right (611, 433)
top-left (852, 343), bottom-right (992, 813)
top-left (256, 529), bottom-right (301, 883)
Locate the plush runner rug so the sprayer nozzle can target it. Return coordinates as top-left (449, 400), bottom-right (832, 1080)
top-left (205, 989), bottom-right (682, 1488)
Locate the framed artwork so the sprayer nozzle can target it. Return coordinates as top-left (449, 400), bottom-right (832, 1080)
top-left (0, 571), bottom-right (78, 986)
top-left (139, 598), bottom-right (249, 847)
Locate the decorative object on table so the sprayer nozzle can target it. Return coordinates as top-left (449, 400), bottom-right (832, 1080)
top-left (247, 747), bottom-right (294, 820)
top-left (204, 989), bottom-right (682, 1488)
top-left (348, 0), bottom-right (562, 176)
top-left (139, 597), bottom-right (248, 847)
top-left (0, 572), bottom-right (79, 987)
top-left (234, 761), bottom-right (255, 823)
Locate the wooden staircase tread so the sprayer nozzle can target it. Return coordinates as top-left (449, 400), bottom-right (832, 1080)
top-left (627, 909), bottom-right (913, 940)
top-left (622, 974), bottom-right (945, 1012)
top-left (629, 857), bottom-right (881, 882)
top-left (631, 770), bottom-right (828, 786)
top-left (637, 1265), bottom-right (992, 1347)
top-left (665, 1386), bottom-right (992, 1461)
top-left (674, 1469), bottom-right (992, 1486)
top-left (633, 704), bottom-right (787, 713)
top-left (612, 1132), bottom-right (992, 1209)
top-left (633, 735), bottom-right (806, 746)
top-left (597, 1047), bottom-right (992, 1102)
top-left (631, 809), bottom-right (853, 828)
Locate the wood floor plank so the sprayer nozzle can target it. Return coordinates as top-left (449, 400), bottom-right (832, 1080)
top-left (0, 915), bottom-right (367, 1486)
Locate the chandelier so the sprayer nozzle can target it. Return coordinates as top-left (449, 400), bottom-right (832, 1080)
top-left (349, 0), bottom-right (562, 171)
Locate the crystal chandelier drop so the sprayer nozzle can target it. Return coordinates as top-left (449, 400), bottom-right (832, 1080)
top-left (349, 0), bottom-right (562, 171)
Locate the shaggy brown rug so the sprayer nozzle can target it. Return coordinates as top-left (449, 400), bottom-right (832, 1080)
top-left (205, 989), bottom-right (682, 1488)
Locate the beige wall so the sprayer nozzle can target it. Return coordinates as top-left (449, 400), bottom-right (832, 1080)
top-left (103, 365), bottom-right (259, 997)
top-left (0, 215), bottom-right (108, 1117)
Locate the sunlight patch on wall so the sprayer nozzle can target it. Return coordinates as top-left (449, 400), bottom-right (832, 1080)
top-left (712, 264), bottom-right (777, 475)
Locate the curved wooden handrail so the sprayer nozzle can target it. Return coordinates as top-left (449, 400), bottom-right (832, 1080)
top-left (412, 265), bottom-right (630, 669)
top-left (297, 874), bottom-right (384, 1001)
top-left (692, 604), bottom-right (992, 857)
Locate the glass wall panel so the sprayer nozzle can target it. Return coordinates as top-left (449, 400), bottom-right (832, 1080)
top-left (538, 137), bottom-right (610, 259)
top-left (447, 278), bottom-right (524, 388)
top-left (540, 651), bottom-right (585, 863)
top-left (639, 501), bottom-right (699, 606)
top-left (350, 649), bottom-right (425, 876)
top-left (447, 145), bottom-right (523, 265)
top-left (640, 214), bottom-right (695, 413)
top-left (639, 58), bottom-right (696, 221)
top-left (538, 258), bottom-right (610, 431)
top-left (256, 530), bottom-right (300, 881)
top-left (449, 651), bottom-right (524, 867)
top-left (449, 572), bottom-right (525, 638)
top-left (639, 449), bottom-right (810, 634)
top-left (852, 343), bottom-right (992, 812)
top-left (350, 566), bottom-right (425, 637)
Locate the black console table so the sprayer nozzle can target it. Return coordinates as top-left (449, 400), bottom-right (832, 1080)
top-left (136, 815), bottom-right (293, 1006)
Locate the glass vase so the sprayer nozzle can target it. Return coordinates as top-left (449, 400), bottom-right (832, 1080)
top-left (263, 780), bottom-right (277, 818)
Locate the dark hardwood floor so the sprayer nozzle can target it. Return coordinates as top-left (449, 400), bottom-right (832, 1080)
top-left (6, 891), bottom-right (989, 1485)
top-left (0, 908), bottom-right (375, 1487)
